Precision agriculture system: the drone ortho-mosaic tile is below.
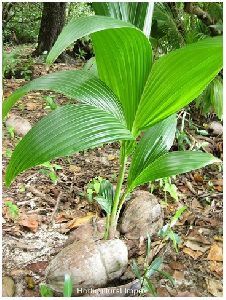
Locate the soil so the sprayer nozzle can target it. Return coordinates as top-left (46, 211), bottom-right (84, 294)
top-left (2, 47), bottom-right (223, 297)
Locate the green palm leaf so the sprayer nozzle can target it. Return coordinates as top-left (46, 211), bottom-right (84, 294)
top-left (5, 104), bottom-right (134, 186)
top-left (128, 114), bottom-right (177, 187)
top-left (128, 151), bottom-right (220, 191)
top-left (47, 15), bottom-right (152, 130)
top-left (92, 28), bottom-right (152, 129)
top-left (3, 70), bottom-right (124, 122)
top-left (210, 76), bottom-right (223, 120)
top-left (47, 15), bottom-right (136, 64)
top-left (133, 36), bottom-right (223, 133)
top-left (92, 2), bottom-right (149, 32)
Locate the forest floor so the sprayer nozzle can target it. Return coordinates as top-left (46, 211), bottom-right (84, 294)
top-left (2, 46), bottom-right (223, 297)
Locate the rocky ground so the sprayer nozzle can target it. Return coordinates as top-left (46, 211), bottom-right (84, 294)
top-left (2, 51), bottom-right (223, 297)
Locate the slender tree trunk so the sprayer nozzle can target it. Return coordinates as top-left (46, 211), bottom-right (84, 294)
top-left (33, 2), bottom-right (66, 56)
top-left (2, 2), bottom-right (13, 30)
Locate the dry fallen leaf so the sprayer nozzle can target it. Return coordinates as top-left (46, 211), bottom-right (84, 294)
top-left (177, 211), bottom-right (195, 225)
top-left (185, 180), bottom-right (196, 194)
top-left (209, 261), bottom-right (223, 276)
top-left (2, 276), bottom-right (15, 297)
top-left (107, 154), bottom-right (116, 161)
top-left (191, 198), bottom-right (203, 209)
top-left (193, 173), bottom-right (203, 183)
top-left (206, 278), bottom-right (223, 297)
top-left (25, 261), bottom-right (49, 276)
top-left (19, 214), bottom-right (39, 232)
top-left (156, 287), bottom-right (170, 297)
top-left (173, 270), bottom-right (184, 281)
top-left (207, 243), bottom-right (223, 261)
top-left (25, 276), bottom-right (35, 289)
top-left (55, 212), bottom-right (72, 224)
top-left (26, 102), bottom-right (40, 111)
top-left (183, 247), bottom-right (203, 259)
top-left (183, 240), bottom-right (210, 253)
top-left (176, 291), bottom-right (199, 297)
top-left (213, 235), bottom-right (223, 242)
top-left (10, 269), bottom-right (28, 276)
top-left (69, 165), bottom-right (82, 173)
top-left (185, 229), bottom-right (210, 245)
top-left (214, 185), bottom-right (223, 192)
top-left (65, 212), bottom-right (96, 230)
top-left (168, 261), bottom-right (185, 270)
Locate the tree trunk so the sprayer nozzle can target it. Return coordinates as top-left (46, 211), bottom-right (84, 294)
top-left (2, 2), bottom-right (14, 29)
top-left (34, 2), bottom-right (66, 56)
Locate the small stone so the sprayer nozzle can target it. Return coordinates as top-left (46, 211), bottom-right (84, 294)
top-left (120, 191), bottom-right (164, 240)
top-left (208, 121), bottom-right (223, 136)
top-left (2, 276), bottom-right (15, 297)
top-left (46, 239), bottom-right (128, 294)
top-left (6, 114), bottom-right (31, 136)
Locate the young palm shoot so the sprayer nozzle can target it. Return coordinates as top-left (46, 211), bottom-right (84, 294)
top-left (3, 16), bottom-right (222, 239)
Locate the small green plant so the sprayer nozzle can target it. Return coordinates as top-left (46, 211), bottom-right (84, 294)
top-left (84, 178), bottom-right (114, 238)
top-left (3, 49), bottom-right (19, 78)
top-left (3, 47), bottom-right (34, 80)
top-left (43, 95), bottom-right (58, 110)
top-left (18, 103), bottom-right (26, 111)
top-left (176, 110), bottom-right (191, 151)
top-left (150, 176), bottom-right (179, 202)
top-left (3, 15), bottom-right (222, 239)
top-left (4, 200), bottom-right (20, 220)
top-left (19, 56), bottom-right (34, 81)
top-left (6, 125), bottom-right (15, 139)
top-left (132, 235), bottom-right (175, 296)
top-left (161, 177), bottom-right (178, 202)
top-left (18, 184), bottom-right (26, 193)
top-left (86, 176), bottom-right (103, 202)
top-left (39, 273), bottom-right (73, 297)
top-left (72, 36), bottom-right (93, 60)
top-left (5, 148), bottom-right (12, 158)
top-left (39, 284), bottom-right (54, 297)
top-left (196, 75), bottom-right (223, 121)
top-left (39, 162), bottom-right (62, 184)
top-left (63, 273), bottom-right (73, 297)
top-left (159, 206), bottom-right (187, 252)
top-left (176, 130), bottom-right (191, 151)
top-left (20, 68), bottom-right (33, 81)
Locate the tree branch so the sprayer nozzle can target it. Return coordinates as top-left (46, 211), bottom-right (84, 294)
top-left (184, 2), bottom-right (219, 36)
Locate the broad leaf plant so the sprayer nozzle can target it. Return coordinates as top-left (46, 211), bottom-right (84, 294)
top-left (3, 16), bottom-right (222, 238)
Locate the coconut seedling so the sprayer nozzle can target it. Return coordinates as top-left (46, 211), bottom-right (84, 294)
top-left (3, 16), bottom-right (222, 241)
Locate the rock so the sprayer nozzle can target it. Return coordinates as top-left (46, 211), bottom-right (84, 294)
top-left (46, 239), bottom-right (128, 294)
top-left (120, 191), bottom-right (164, 240)
top-left (208, 121), bottom-right (223, 136)
top-left (2, 276), bottom-right (15, 297)
top-left (5, 114), bottom-right (31, 136)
